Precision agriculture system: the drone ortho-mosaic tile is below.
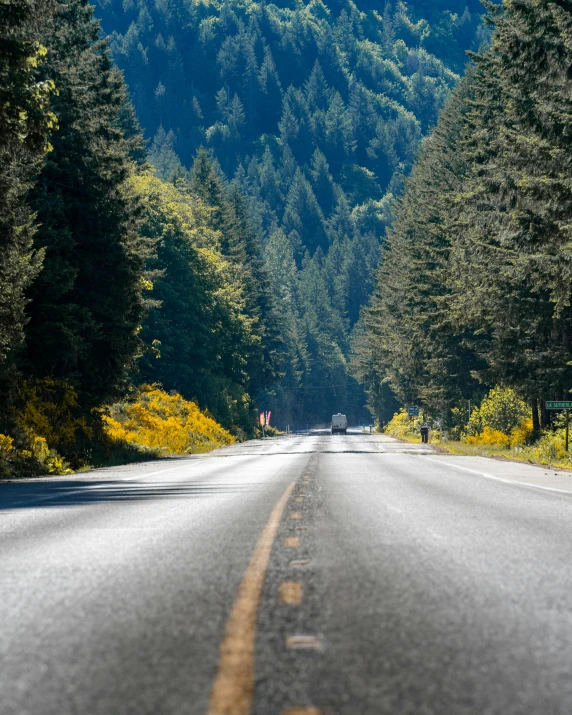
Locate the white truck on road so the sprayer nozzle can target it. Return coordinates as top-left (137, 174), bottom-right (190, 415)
top-left (331, 413), bottom-right (347, 435)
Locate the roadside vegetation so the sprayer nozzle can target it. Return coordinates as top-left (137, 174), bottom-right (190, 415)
top-left (0, 382), bottom-right (234, 478)
top-left (103, 385), bottom-right (235, 456)
top-left (356, 1), bottom-right (572, 439)
top-left (385, 388), bottom-right (572, 470)
top-left (0, 0), bottom-right (278, 476)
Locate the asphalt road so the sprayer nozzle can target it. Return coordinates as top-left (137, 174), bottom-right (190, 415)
top-left (2, 432), bottom-right (572, 714)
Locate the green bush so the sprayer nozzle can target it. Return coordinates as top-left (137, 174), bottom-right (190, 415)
top-left (466, 387), bottom-right (529, 437)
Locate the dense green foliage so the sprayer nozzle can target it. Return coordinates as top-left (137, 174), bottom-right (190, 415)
top-left (1, 0), bottom-right (502, 472)
top-left (93, 0), bottom-right (484, 425)
top-left (360, 0), bottom-right (572, 432)
top-left (0, 0), bottom-right (157, 469)
top-left (0, 0), bottom-right (55, 364)
top-left (18, 0), bottom-right (153, 411)
top-left (135, 163), bottom-right (280, 433)
top-left (0, 0), bottom-right (278, 472)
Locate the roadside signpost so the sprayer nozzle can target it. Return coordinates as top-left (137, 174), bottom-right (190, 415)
top-left (546, 401), bottom-right (572, 452)
top-left (408, 405), bottom-right (419, 417)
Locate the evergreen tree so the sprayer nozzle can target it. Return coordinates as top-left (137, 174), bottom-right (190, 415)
top-left (448, 0), bottom-right (572, 421)
top-left (310, 149), bottom-right (337, 216)
top-left (21, 0), bottom-right (152, 410)
top-left (225, 182), bottom-right (282, 395)
top-left (258, 48), bottom-right (283, 132)
top-left (0, 0), bottom-right (55, 363)
top-left (364, 75), bottom-right (480, 417)
top-left (90, 0), bottom-right (484, 425)
top-left (283, 168), bottom-right (328, 257)
top-left (148, 125), bottom-right (185, 182)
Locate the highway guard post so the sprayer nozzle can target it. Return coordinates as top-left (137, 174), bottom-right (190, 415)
top-left (546, 401), bottom-right (572, 452)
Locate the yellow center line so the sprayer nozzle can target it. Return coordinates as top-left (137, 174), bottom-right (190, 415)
top-left (284, 537), bottom-right (300, 548)
top-left (279, 581), bottom-right (302, 604)
top-left (207, 481), bottom-right (296, 715)
top-left (290, 512), bottom-right (302, 520)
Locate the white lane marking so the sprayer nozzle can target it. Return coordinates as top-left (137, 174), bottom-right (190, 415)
top-left (418, 456), bottom-right (572, 496)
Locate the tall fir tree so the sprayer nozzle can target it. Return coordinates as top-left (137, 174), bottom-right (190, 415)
top-left (448, 0), bottom-right (572, 425)
top-left (0, 0), bottom-right (55, 364)
top-left (20, 0), bottom-right (153, 410)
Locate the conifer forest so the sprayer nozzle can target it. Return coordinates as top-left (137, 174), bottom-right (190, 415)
top-left (2, 0), bottom-right (572, 472)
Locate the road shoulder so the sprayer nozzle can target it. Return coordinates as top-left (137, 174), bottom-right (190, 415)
top-left (420, 454), bottom-right (572, 495)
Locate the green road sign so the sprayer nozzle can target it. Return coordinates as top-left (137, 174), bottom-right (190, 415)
top-left (546, 401), bottom-right (572, 409)
top-left (408, 405), bottom-right (419, 417)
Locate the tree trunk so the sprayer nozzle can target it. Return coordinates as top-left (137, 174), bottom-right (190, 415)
top-left (531, 397), bottom-right (540, 437)
top-left (541, 397), bottom-right (550, 428)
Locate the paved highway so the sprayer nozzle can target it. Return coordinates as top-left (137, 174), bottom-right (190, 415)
top-left (2, 432), bottom-right (572, 714)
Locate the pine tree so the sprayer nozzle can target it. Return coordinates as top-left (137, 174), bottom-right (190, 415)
top-left (310, 149), bottom-right (337, 216)
top-left (324, 91), bottom-right (355, 171)
top-left (0, 0), bottom-right (55, 363)
top-left (449, 0), bottom-right (572, 417)
top-left (21, 0), bottom-right (153, 410)
top-left (258, 47), bottom-right (283, 132)
top-left (261, 228), bottom-right (308, 426)
top-left (226, 182), bottom-right (282, 394)
top-left (304, 61), bottom-right (330, 111)
top-left (283, 169), bottom-right (328, 257)
top-left (148, 125), bottom-right (185, 182)
top-left (363, 75), bottom-right (479, 415)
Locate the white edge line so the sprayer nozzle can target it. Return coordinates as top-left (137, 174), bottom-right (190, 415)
top-left (418, 455), bottom-right (572, 496)
top-left (3, 460), bottom-right (206, 508)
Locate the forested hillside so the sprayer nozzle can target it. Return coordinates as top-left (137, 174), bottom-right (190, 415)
top-left (358, 0), bottom-right (572, 436)
top-left (0, 0), bottom-right (280, 475)
top-left (6, 0), bottom-right (572, 474)
top-left (93, 0), bottom-right (485, 426)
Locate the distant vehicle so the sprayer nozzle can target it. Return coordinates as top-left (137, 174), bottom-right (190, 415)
top-left (331, 413), bottom-right (347, 435)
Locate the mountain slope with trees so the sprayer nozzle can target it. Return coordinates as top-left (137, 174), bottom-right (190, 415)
top-left (93, 0), bottom-right (485, 426)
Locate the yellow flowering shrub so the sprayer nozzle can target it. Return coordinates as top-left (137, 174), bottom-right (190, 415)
top-left (0, 430), bottom-right (72, 477)
top-left (0, 377), bottom-right (84, 476)
top-left (13, 377), bottom-right (91, 452)
top-left (510, 418), bottom-right (534, 448)
top-left (465, 387), bottom-right (529, 437)
top-left (465, 426), bottom-right (511, 447)
top-left (463, 418), bottom-right (533, 449)
top-left (0, 433), bottom-right (14, 458)
top-left (384, 410), bottom-right (422, 438)
top-left (103, 385), bottom-right (234, 455)
top-left (529, 428), bottom-right (572, 464)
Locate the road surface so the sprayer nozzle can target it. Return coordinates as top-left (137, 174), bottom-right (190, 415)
top-left (2, 431), bottom-right (572, 714)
